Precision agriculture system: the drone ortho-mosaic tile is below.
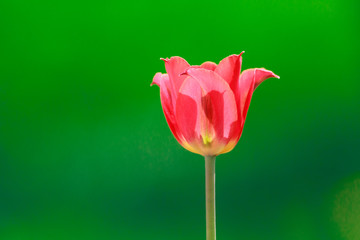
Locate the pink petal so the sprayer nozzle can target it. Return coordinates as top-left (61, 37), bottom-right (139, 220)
top-left (213, 52), bottom-right (245, 135)
top-left (181, 68), bottom-right (238, 140)
top-left (238, 68), bottom-right (279, 122)
top-left (151, 72), bottom-right (163, 87)
top-left (252, 68), bottom-right (280, 89)
top-left (151, 72), bottom-right (182, 142)
top-left (161, 56), bottom-right (190, 96)
top-left (175, 77), bottom-right (201, 142)
top-left (214, 52), bottom-right (245, 91)
top-left (200, 61), bottom-right (217, 71)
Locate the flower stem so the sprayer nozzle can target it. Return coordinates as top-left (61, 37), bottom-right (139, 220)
top-left (205, 155), bottom-right (216, 240)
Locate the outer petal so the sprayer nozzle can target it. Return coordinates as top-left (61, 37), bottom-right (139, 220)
top-left (252, 68), bottom-right (280, 89)
top-left (176, 73), bottom-right (239, 156)
top-left (182, 68), bottom-right (238, 140)
top-left (200, 61), bottom-right (217, 71)
top-left (151, 72), bottom-right (163, 87)
top-left (175, 77), bottom-right (201, 143)
top-left (238, 68), bottom-right (280, 122)
top-left (151, 72), bottom-right (182, 143)
top-left (214, 52), bottom-right (245, 137)
top-left (161, 56), bottom-right (190, 96)
top-left (214, 52), bottom-right (245, 91)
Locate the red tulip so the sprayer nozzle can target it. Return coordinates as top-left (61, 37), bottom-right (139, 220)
top-left (151, 52), bottom-right (279, 156)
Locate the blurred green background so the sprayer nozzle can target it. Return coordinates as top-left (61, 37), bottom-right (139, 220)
top-left (0, 0), bottom-right (359, 239)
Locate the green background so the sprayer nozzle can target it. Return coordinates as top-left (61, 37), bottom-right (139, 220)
top-left (1, 0), bottom-right (359, 239)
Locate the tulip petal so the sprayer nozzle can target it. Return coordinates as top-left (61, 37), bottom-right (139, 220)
top-left (239, 68), bottom-right (280, 122)
top-left (200, 61), bottom-right (217, 71)
top-left (152, 72), bottom-right (182, 142)
top-left (252, 68), bottom-right (280, 89)
top-left (175, 77), bottom-right (201, 142)
top-left (162, 56), bottom-right (190, 95)
top-left (182, 68), bottom-right (238, 140)
top-left (214, 52), bottom-right (244, 91)
top-left (151, 72), bottom-right (164, 87)
top-left (176, 76), bottom-right (222, 155)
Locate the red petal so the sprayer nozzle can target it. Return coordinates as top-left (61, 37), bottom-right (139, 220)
top-left (214, 52), bottom-right (245, 91)
top-left (151, 72), bottom-right (163, 87)
top-left (213, 53), bottom-right (245, 138)
top-left (175, 77), bottom-right (201, 142)
top-left (152, 72), bottom-right (182, 143)
top-left (239, 68), bottom-right (279, 122)
top-left (253, 68), bottom-right (280, 89)
top-left (161, 56), bottom-right (190, 96)
top-left (200, 61), bottom-right (217, 71)
top-left (181, 68), bottom-right (238, 140)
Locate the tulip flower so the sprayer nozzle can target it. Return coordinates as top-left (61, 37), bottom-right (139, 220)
top-left (151, 52), bottom-right (279, 240)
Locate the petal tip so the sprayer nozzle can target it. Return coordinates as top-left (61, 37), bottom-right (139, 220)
top-left (179, 66), bottom-right (202, 76)
top-left (232, 51), bottom-right (245, 58)
top-left (180, 69), bottom-right (189, 76)
top-left (151, 72), bottom-right (162, 87)
top-left (271, 71), bottom-right (280, 79)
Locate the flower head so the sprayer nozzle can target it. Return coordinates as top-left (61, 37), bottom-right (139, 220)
top-left (151, 53), bottom-right (279, 156)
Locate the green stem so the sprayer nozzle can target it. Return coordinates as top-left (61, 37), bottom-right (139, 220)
top-left (205, 155), bottom-right (216, 240)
